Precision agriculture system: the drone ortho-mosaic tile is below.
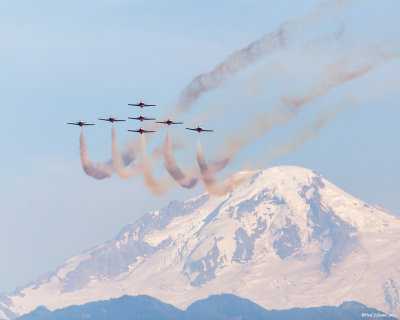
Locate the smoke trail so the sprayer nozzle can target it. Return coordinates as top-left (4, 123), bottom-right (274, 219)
top-left (264, 110), bottom-right (341, 165)
top-left (195, 74), bottom-right (400, 196)
top-left (190, 41), bottom-right (399, 194)
top-left (109, 0), bottom-right (351, 164)
top-left (102, 0), bottom-right (355, 167)
top-left (175, 27), bottom-right (282, 113)
top-left (163, 130), bottom-right (232, 188)
top-left (111, 127), bottom-right (142, 179)
top-left (196, 139), bottom-right (254, 196)
top-left (262, 75), bottom-right (400, 166)
top-left (79, 130), bottom-right (113, 179)
top-left (174, 0), bottom-right (351, 114)
top-left (164, 130), bottom-right (199, 188)
top-left (188, 24), bottom-right (347, 126)
top-left (140, 134), bottom-right (172, 195)
top-left (205, 171), bottom-right (256, 197)
top-left (224, 43), bottom-right (399, 160)
top-left (111, 126), bottom-right (182, 178)
top-left (152, 134), bottom-right (183, 161)
top-left (121, 140), bottom-right (138, 166)
top-left (196, 139), bottom-right (214, 185)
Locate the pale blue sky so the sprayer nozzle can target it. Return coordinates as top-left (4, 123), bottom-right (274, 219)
top-left (0, 0), bottom-right (399, 292)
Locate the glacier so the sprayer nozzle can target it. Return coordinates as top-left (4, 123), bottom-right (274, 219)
top-left (1, 166), bottom-right (399, 319)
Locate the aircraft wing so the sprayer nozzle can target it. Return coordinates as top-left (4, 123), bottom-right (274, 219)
top-left (145, 104), bottom-right (156, 106)
top-left (172, 122), bottom-right (183, 124)
top-left (128, 129), bottom-right (156, 133)
top-left (202, 129), bottom-right (213, 132)
top-left (114, 119), bottom-right (126, 122)
top-left (130, 117), bottom-right (155, 120)
top-left (156, 121), bottom-right (168, 124)
top-left (67, 123), bottom-right (78, 125)
top-left (98, 118), bottom-right (109, 121)
top-left (128, 104), bottom-right (140, 106)
top-left (83, 123), bottom-right (95, 126)
top-left (186, 128), bottom-right (197, 131)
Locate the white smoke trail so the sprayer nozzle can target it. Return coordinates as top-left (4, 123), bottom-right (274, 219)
top-left (189, 24), bottom-right (347, 126)
top-left (261, 78), bottom-right (400, 167)
top-left (140, 134), bottom-right (173, 195)
top-left (164, 130), bottom-right (199, 188)
top-left (101, 0), bottom-right (352, 166)
top-left (223, 42), bottom-right (400, 160)
top-left (79, 130), bottom-right (113, 179)
top-left (196, 139), bottom-right (255, 196)
top-left (111, 126), bottom-right (142, 179)
top-left (189, 41), bottom-right (400, 196)
top-left (264, 110), bottom-right (342, 165)
top-left (78, 2), bottom-right (399, 200)
top-left (174, 0), bottom-right (352, 115)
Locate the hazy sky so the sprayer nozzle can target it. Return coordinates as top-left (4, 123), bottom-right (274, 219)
top-left (0, 0), bottom-right (399, 292)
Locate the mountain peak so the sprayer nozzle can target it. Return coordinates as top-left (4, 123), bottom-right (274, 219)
top-left (1, 166), bottom-right (400, 320)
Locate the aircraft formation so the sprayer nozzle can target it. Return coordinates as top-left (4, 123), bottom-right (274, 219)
top-left (67, 101), bottom-right (213, 134)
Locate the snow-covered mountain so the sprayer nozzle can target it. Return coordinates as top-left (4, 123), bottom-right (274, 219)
top-left (1, 166), bottom-right (400, 319)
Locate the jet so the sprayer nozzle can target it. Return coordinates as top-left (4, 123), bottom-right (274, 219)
top-left (128, 115), bottom-right (156, 122)
top-left (128, 101), bottom-right (156, 108)
top-left (67, 121), bottom-right (95, 127)
top-left (186, 126), bottom-right (213, 133)
top-left (156, 119), bottom-right (183, 126)
top-left (98, 117), bottom-right (126, 123)
top-left (128, 127), bottom-right (156, 134)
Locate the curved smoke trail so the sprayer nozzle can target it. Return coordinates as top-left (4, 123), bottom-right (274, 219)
top-left (80, 130), bottom-right (113, 179)
top-left (222, 42), bottom-right (399, 160)
top-left (140, 134), bottom-right (172, 195)
top-left (164, 130), bottom-right (233, 189)
top-left (263, 110), bottom-right (343, 166)
top-left (78, 1), bottom-right (399, 199)
top-left (95, 0), bottom-right (351, 165)
top-left (164, 130), bottom-right (199, 188)
top-left (196, 139), bottom-right (254, 196)
top-left (260, 77), bottom-right (400, 167)
top-left (174, 0), bottom-right (352, 115)
top-left (111, 126), bottom-right (142, 179)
